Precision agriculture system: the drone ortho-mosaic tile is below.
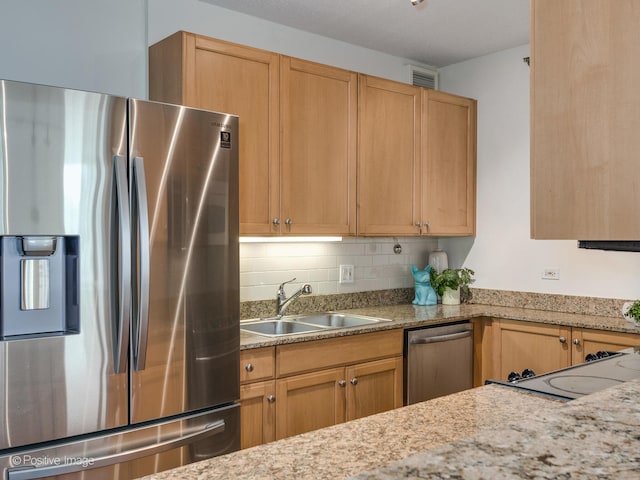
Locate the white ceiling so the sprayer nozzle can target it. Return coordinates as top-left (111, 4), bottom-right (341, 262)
top-left (199, 0), bottom-right (530, 67)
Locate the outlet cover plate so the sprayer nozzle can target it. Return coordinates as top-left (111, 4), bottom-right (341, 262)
top-left (339, 264), bottom-right (354, 284)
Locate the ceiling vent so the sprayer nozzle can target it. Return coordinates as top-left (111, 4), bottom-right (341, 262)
top-left (410, 65), bottom-right (438, 90)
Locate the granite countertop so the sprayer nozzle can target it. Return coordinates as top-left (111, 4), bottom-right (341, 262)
top-left (139, 380), bottom-right (640, 480)
top-left (241, 303), bottom-right (639, 349)
top-left (140, 385), bottom-right (562, 480)
top-left (352, 379), bottom-right (640, 479)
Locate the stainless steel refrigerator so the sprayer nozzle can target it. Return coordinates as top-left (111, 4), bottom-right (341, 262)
top-left (0, 79), bottom-right (240, 479)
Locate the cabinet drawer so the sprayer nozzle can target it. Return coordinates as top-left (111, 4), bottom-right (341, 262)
top-left (276, 329), bottom-right (403, 377)
top-left (240, 347), bottom-right (275, 384)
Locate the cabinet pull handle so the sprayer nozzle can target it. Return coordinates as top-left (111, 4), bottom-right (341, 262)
top-left (272, 218), bottom-right (280, 225)
top-left (573, 338), bottom-right (580, 345)
top-left (245, 363), bottom-right (254, 372)
top-left (559, 337), bottom-right (567, 343)
top-left (350, 378), bottom-right (358, 385)
top-left (267, 395), bottom-right (276, 403)
top-left (338, 380), bottom-right (346, 387)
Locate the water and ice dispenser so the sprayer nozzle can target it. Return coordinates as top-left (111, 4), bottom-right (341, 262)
top-left (0, 235), bottom-right (79, 338)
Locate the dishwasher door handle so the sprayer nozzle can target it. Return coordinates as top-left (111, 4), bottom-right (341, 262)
top-left (409, 330), bottom-right (472, 345)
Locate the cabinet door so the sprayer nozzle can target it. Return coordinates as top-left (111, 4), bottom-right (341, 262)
top-left (496, 320), bottom-right (570, 380)
top-left (357, 75), bottom-right (421, 236)
top-left (155, 33), bottom-right (280, 235)
top-left (239, 380), bottom-right (276, 449)
top-left (275, 368), bottom-right (345, 440)
top-left (345, 357), bottom-right (403, 421)
top-left (422, 90), bottom-right (476, 236)
top-left (531, 1), bottom-right (640, 239)
top-left (280, 57), bottom-right (357, 235)
top-left (571, 328), bottom-right (640, 365)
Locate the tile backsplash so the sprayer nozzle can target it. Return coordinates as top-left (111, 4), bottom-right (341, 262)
top-left (240, 237), bottom-right (438, 302)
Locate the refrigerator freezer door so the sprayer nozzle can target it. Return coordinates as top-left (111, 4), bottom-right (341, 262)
top-left (0, 403), bottom-right (239, 480)
top-left (0, 81), bottom-right (129, 448)
top-left (128, 99), bottom-right (239, 423)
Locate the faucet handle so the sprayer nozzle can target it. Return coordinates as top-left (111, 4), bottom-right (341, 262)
top-left (278, 278), bottom-right (296, 290)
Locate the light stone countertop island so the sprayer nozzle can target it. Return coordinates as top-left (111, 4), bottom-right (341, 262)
top-left (139, 385), bottom-right (564, 480)
top-left (140, 379), bottom-right (640, 479)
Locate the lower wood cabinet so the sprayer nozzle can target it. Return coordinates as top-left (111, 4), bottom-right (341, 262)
top-left (275, 356), bottom-right (403, 440)
top-left (571, 328), bottom-right (640, 365)
top-left (275, 367), bottom-right (345, 438)
top-left (239, 380), bottom-right (276, 449)
top-left (493, 319), bottom-right (639, 381)
top-left (239, 347), bottom-right (276, 449)
top-left (494, 319), bottom-right (571, 381)
top-left (240, 329), bottom-right (403, 447)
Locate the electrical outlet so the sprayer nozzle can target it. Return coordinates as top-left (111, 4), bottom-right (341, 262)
top-left (542, 268), bottom-right (560, 280)
top-left (339, 264), bottom-right (354, 284)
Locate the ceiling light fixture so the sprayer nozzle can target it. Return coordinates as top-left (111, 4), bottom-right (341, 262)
top-left (411, 0), bottom-right (425, 5)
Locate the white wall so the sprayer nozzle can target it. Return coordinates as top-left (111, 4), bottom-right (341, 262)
top-left (439, 45), bottom-right (640, 300)
top-left (0, 0), bottom-right (147, 97)
top-left (147, 0), bottom-right (422, 83)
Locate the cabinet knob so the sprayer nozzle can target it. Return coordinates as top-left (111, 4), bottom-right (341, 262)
top-left (559, 337), bottom-right (567, 343)
top-left (338, 380), bottom-right (346, 387)
top-left (267, 395), bottom-right (276, 403)
top-left (573, 338), bottom-right (580, 345)
top-left (272, 218), bottom-right (280, 225)
top-left (350, 378), bottom-right (358, 385)
top-left (284, 218), bottom-right (292, 225)
top-left (424, 221), bottom-right (430, 232)
top-left (415, 221), bottom-right (422, 228)
top-left (245, 363), bottom-right (254, 372)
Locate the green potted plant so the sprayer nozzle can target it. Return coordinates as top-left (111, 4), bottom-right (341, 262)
top-left (623, 300), bottom-right (640, 326)
top-left (430, 267), bottom-right (475, 305)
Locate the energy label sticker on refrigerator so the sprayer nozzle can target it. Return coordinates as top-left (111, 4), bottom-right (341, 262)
top-left (220, 131), bottom-right (231, 148)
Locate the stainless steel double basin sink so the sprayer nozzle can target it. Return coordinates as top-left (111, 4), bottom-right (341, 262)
top-left (240, 312), bottom-right (391, 337)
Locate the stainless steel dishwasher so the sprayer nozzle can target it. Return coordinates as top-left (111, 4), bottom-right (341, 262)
top-left (405, 322), bottom-right (473, 404)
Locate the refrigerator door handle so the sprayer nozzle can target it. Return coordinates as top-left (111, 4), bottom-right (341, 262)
top-left (112, 155), bottom-right (131, 374)
top-left (132, 156), bottom-right (150, 371)
top-left (6, 420), bottom-right (226, 480)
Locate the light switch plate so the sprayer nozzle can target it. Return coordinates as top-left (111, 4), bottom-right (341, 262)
top-left (339, 264), bottom-right (354, 284)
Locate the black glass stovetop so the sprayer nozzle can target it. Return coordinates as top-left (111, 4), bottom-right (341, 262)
top-left (487, 349), bottom-right (640, 401)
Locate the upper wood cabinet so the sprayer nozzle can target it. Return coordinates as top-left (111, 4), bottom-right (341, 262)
top-left (149, 32), bottom-right (356, 236)
top-left (531, 0), bottom-right (640, 239)
top-left (357, 75), bottom-right (422, 236)
top-left (149, 32), bottom-right (279, 235)
top-left (279, 57), bottom-right (357, 235)
top-left (422, 90), bottom-right (476, 236)
top-left (151, 32), bottom-right (475, 237)
top-left (358, 75), bottom-right (476, 236)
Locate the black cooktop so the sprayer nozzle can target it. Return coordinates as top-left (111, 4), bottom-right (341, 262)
top-left (487, 349), bottom-right (640, 401)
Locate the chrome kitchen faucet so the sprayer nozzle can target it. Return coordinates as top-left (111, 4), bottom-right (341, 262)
top-left (276, 278), bottom-right (312, 317)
